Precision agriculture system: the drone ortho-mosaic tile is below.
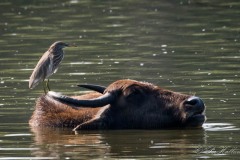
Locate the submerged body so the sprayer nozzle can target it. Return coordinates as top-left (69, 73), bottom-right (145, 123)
top-left (29, 41), bottom-right (70, 91)
top-left (29, 79), bottom-right (206, 130)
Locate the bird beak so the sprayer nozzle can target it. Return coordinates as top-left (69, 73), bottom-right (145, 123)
top-left (68, 43), bottom-right (77, 47)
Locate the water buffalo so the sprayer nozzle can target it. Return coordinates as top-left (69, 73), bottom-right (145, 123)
top-left (29, 79), bottom-right (206, 130)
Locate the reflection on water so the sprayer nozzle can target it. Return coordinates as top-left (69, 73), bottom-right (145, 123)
top-left (29, 127), bottom-right (208, 159)
top-left (203, 123), bottom-right (240, 131)
top-left (0, 125), bottom-right (238, 159)
top-left (28, 125), bottom-right (239, 159)
top-left (0, 0), bottom-right (240, 159)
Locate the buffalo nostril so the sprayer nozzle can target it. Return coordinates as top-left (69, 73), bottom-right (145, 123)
top-left (185, 96), bottom-right (205, 109)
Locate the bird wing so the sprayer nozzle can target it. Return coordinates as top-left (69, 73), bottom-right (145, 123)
top-left (52, 51), bottom-right (64, 74)
top-left (29, 52), bottom-right (53, 89)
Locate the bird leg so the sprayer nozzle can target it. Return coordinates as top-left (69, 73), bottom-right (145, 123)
top-left (42, 81), bottom-right (47, 94)
top-left (46, 79), bottom-right (51, 91)
top-left (42, 79), bottom-right (51, 94)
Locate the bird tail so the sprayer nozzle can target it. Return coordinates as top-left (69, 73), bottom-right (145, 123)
top-left (29, 72), bottom-right (40, 89)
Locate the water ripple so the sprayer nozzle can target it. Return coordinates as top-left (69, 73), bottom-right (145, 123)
top-left (203, 123), bottom-right (240, 131)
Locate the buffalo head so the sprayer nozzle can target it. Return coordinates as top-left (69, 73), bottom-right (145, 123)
top-left (42, 79), bottom-right (206, 130)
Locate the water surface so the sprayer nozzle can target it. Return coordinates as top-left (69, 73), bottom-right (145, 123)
top-left (0, 0), bottom-right (240, 159)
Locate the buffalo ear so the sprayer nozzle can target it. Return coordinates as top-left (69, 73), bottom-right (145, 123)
top-left (125, 85), bottom-right (146, 103)
top-left (73, 106), bottom-right (110, 130)
top-left (74, 118), bottom-right (106, 130)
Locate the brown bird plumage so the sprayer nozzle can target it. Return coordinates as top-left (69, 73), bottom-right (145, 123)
top-left (29, 41), bottom-right (71, 92)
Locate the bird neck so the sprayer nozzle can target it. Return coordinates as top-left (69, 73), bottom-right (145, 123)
top-left (48, 47), bottom-right (63, 55)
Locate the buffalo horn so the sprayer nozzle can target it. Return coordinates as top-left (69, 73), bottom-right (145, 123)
top-left (77, 84), bottom-right (106, 93)
top-left (47, 91), bottom-right (115, 108)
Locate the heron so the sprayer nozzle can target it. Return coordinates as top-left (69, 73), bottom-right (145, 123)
top-left (29, 41), bottom-right (75, 93)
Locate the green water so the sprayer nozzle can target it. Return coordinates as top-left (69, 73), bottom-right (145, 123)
top-left (0, 0), bottom-right (239, 159)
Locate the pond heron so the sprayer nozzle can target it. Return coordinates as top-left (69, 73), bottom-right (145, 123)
top-left (29, 41), bottom-right (75, 93)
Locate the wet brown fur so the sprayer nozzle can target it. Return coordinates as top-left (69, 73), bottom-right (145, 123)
top-left (29, 79), bottom-right (206, 130)
top-left (29, 92), bottom-right (103, 128)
